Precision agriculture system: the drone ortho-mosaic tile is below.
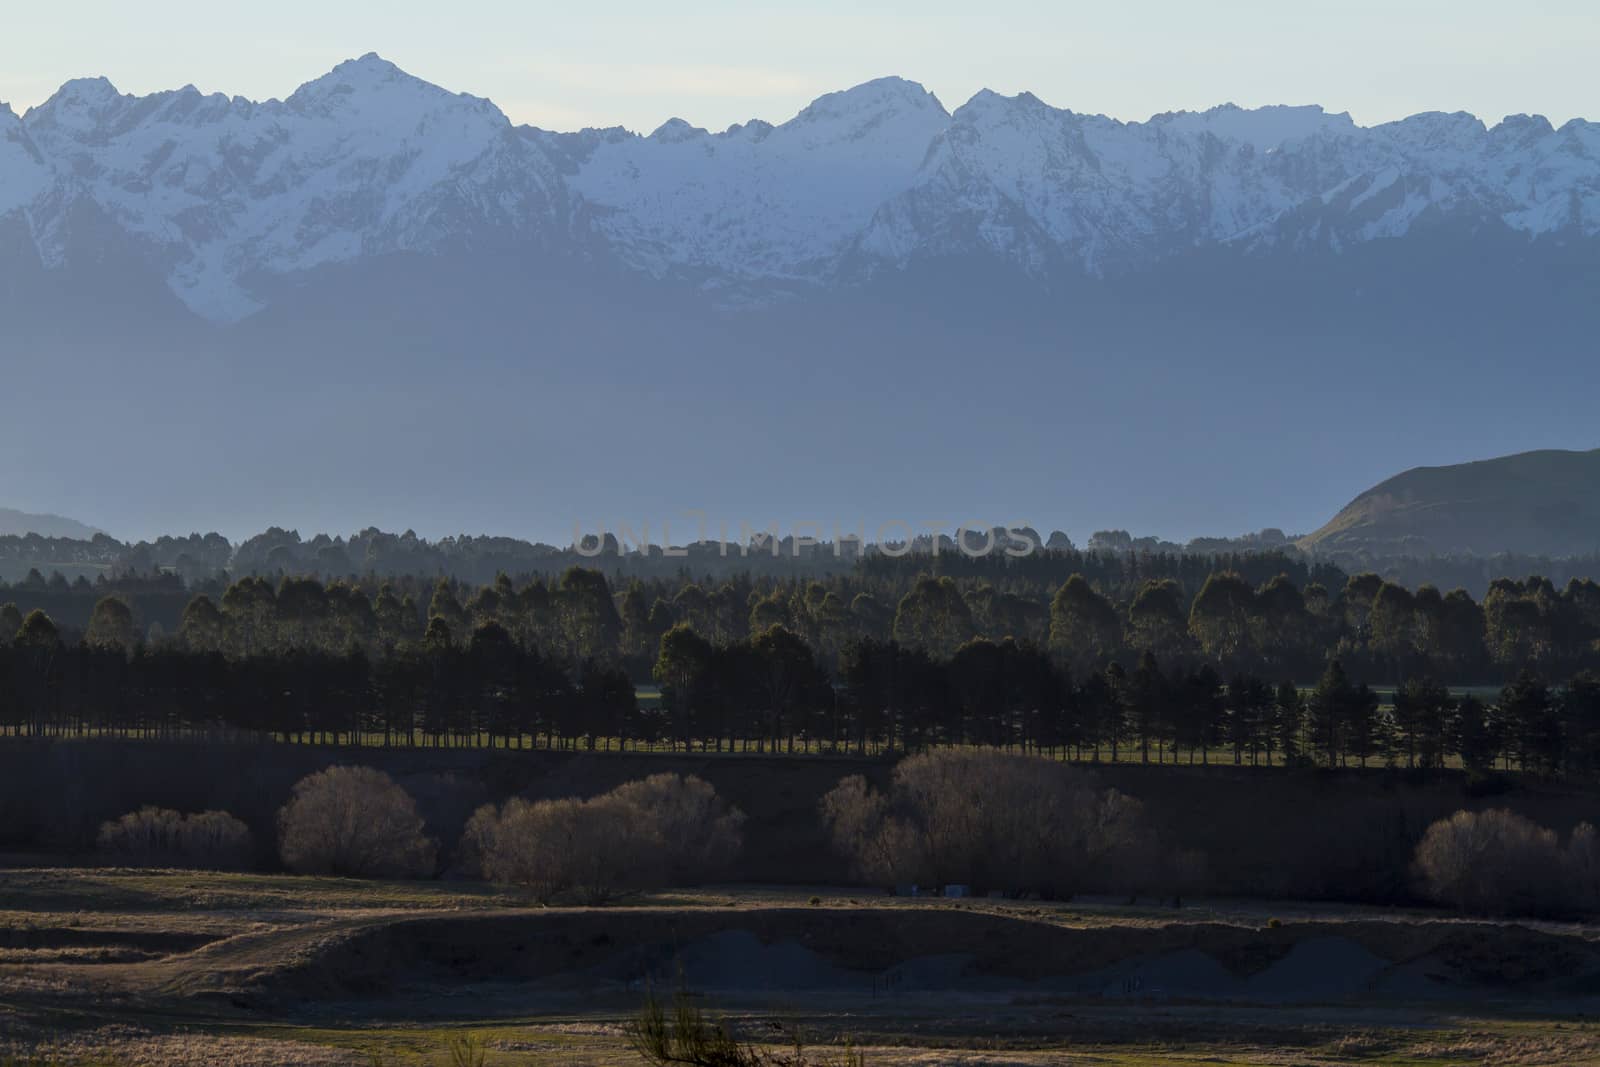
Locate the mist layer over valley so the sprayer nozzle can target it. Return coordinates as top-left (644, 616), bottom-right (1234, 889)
top-left (3, 56), bottom-right (1598, 542)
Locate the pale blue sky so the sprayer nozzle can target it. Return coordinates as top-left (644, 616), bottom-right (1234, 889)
top-left (2, 0), bottom-right (1596, 132)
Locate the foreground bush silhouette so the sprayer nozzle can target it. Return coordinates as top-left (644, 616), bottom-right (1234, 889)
top-left (278, 765), bottom-right (436, 878)
top-left (464, 773), bottom-right (743, 903)
top-left (1412, 808), bottom-right (1596, 916)
top-left (820, 749), bottom-right (1161, 897)
top-left (629, 988), bottom-right (864, 1067)
top-left (96, 807), bottom-right (253, 869)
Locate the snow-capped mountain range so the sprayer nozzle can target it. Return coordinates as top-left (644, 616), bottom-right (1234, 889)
top-left (3, 52), bottom-right (1598, 323)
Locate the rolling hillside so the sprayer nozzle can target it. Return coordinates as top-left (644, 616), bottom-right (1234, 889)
top-left (1302, 449), bottom-right (1600, 558)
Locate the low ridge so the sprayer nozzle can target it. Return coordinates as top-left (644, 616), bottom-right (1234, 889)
top-left (1302, 448), bottom-right (1600, 559)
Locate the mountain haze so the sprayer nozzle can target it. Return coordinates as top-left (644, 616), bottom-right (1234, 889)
top-left (3, 55), bottom-right (1598, 542)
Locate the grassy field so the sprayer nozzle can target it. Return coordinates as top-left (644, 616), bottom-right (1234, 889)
top-left (3, 869), bottom-right (1600, 1065)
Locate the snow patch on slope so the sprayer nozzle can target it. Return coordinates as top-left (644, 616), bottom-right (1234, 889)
top-left (564, 76), bottom-right (949, 283)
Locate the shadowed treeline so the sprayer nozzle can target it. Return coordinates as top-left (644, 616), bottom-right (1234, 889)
top-left (0, 563), bottom-right (1598, 777)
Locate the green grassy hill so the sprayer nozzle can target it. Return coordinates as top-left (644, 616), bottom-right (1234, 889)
top-left (1301, 448), bottom-right (1600, 558)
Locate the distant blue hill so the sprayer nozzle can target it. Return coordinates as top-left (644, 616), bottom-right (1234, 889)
top-left (0, 508), bottom-right (104, 540)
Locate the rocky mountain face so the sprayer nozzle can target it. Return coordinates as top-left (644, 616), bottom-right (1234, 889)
top-left (4, 54), bottom-right (1598, 323)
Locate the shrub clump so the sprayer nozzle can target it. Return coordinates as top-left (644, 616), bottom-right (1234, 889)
top-left (96, 807), bottom-right (253, 869)
top-left (1413, 808), bottom-right (1600, 917)
top-left (278, 765), bottom-right (436, 878)
top-left (819, 749), bottom-right (1164, 898)
top-left (464, 773), bottom-right (744, 904)
top-left (630, 987), bottom-right (864, 1067)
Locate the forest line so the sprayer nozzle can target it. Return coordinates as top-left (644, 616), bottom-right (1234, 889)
top-left (1, 563), bottom-right (1598, 776)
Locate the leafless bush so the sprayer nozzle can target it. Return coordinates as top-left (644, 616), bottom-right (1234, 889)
top-left (605, 773), bottom-right (746, 883)
top-left (179, 810), bottom-right (256, 868)
top-left (1568, 822), bottom-right (1600, 913)
top-left (278, 765), bottom-right (436, 878)
top-left (465, 796), bottom-right (598, 902)
top-left (1412, 808), bottom-right (1573, 916)
top-left (465, 773), bottom-right (744, 903)
top-left (820, 750), bottom-right (1156, 897)
top-left (817, 775), bottom-right (907, 886)
top-left (97, 806), bottom-right (181, 863)
top-left (96, 807), bottom-right (253, 869)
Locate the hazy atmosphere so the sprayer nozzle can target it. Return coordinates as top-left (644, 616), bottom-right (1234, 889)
top-left (4, 24), bottom-right (1600, 543)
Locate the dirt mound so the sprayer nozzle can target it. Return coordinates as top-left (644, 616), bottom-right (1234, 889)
top-left (178, 906), bottom-right (1600, 1010)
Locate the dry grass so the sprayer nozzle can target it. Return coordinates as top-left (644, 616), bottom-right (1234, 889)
top-left (0, 867), bottom-right (548, 914)
top-left (7, 1015), bottom-right (1600, 1066)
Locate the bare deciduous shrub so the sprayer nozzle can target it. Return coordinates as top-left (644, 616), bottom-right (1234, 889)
top-left (463, 796), bottom-right (569, 901)
top-left (1568, 822), bottom-right (1600, 912)
top-left (567, 794), bottom-right (653, 904)
top-left (817, 775), bottom-right (904, 885)
top-left (466, 796), bottom-right (640, 903)
top-left (1412, 808), bottom-right (1571, 916)
top-left (97, 806), bottom-right (181, 862)
top-left (96, 807), bottom-right (253, 869)
top-left (464, 773), bottom-right (744, 903)
top-left (820, 750), bottom-right (1156, 897)
top-left (278, 765), bottom-right (436, 878)
top-left (178, 810), bottom-right (256, 868)
top-left (604, 773), bottom-right (746, 883)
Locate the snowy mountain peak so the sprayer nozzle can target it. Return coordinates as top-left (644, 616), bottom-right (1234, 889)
top-left (25, 76), bottom-right (128, 137)
top-left (649, 117), bottom-right (708, 143)
top-left (952, 88), bottom-right (1061, 121)
top-left (3, 57), bottom-right (1597, 323)
top-left (724, 119), bottom-right (774, 139)
top-left (341, 51), bottom-right (402, 75)
top-left (1380, 110), bottom-right (1487, 150)
top-left (1147, 103), bottom-right (1355, 150)
top-left (286, 52), bottom-right (507, 126)
top-left (1491, 113), bottom-right (1555, 140)
top-left (38, 75), bottom-right (121, 106)
top-left (295, 51), bottom-right (409, 93)
top-left (796, 76), bottom-right (947, 123)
